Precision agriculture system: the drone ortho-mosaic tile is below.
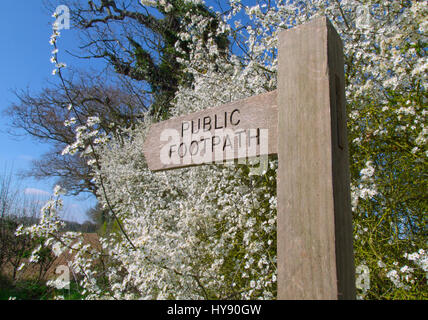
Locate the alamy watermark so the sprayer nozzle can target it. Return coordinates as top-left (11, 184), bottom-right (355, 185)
top-left (48, 265), bottom-right (70, 290)
top-left (355, 5), bottom-right (372, 30)
top-left (48, 245), bottom-right (70, 290)
top-left (52, 5), bottom-right (70, 30)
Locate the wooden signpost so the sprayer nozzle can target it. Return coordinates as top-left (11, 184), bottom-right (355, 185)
top-left (143, 17), bottom-right (356, 300)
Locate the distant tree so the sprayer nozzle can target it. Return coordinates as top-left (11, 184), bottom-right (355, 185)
top-left (80, 220), bottom-right (97, 233)
top-left (5, 72), bottom-right (147, 196)
top-left (0, 168), bottom-right (51, 281)
top-left (85, 202), bottom-right (112, 234)
top-left (1, 217), bottom-right (34, 280)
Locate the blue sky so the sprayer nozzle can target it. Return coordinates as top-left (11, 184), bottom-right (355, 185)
top-left (0, 1), bottom-right (99, 223)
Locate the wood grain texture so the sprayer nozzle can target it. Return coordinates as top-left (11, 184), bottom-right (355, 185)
top-left (143, 91), bottom-right (278, 171)
top-left (276, 17), bottom-right (356, 299)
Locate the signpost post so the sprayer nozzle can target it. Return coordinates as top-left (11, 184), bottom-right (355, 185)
top-left (143, 17), bottom-right (356, 300)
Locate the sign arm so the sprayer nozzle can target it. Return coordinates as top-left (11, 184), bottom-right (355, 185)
top-left (276, 17), bottom-right (356, 299)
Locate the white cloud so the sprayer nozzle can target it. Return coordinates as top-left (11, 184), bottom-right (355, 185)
top-left (18, 155), bottom-right (34, 161)
top-left (24, 188), bottom-right (50, 196)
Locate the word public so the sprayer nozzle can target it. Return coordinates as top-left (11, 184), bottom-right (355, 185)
top-left (180, 109), bottom-right (241, 136)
